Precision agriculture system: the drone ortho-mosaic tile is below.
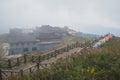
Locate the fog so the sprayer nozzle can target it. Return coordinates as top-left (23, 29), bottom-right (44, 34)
top-left (0, 0), bottom-right (120, 36)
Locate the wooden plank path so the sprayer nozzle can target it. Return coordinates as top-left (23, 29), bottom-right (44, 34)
top-left (0, 47), bottom-right (83, 80)
top-left (0, 43), bottom-right (77, 69)
top-left (7, 47), bottom-right (81, 70)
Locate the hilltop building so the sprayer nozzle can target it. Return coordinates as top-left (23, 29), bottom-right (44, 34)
top-left (4, 25), bottom-right (76, 55)
top-left (34, 25), bottom-right (65, 41)
top-left (8, 28), bottom-right (39, 55)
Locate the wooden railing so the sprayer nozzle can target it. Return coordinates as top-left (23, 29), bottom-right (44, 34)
top-left (0, 62), bottom-right (52, 80)
top-left (0, 41), bottom-right (88, 69)
top-left (0, 38), bottom-right (101, 80)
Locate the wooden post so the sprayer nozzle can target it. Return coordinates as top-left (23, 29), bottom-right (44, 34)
top-left (38, 56), bottom-right (41, 63)
top-left (70, 44), bottom-right (72, 50)
top-left (46, 54), bottom-right (48, 60)
top-left (45, 55), bottom-right (47, 60)
top-left (73, 43), bottom-right (75, 48)
top-left (47, 54), bottom-right (50, 60)
top-left (24, 54), bottom-right (27, 63)
top-left (72, 44), bottom-right (74, 48)
top-left (62, 47), bottom-right (65, 52)
top-left (43, 55), bottom-right (45, 60)
top-left (20, 69), bottom-right (23, 77)
top-left (43, 56), bottom-right (45, 60)
top-left (54, 50), bottom-right (57, 54)
top-left (75, 42), bottom-right (78, 48)
top-left (64, 47), bottom-right (66, 52)
top-left (37, 63), bottom-right (40, 70)
top-left (60, 48), bottom-right (62, 53)
top-left (59, 48), bottom-right (63, 54)
top-left (58, 49), bottom-right (60, 54)
top-left (49, 52), bottom-right (52, 58)
top-left (45, 64), bottom-right (47, 67)
top-left (31, 56), bottom-right (34, 62)
top-left (29, 68), bottom-right (32, 73)
top-left (59, 49), bottom-right (62, 54)
top-left (78, 42), bottom-right (80, 47)
top-left (71, 44), bottom-right (72, 48)
top-left (68, 46), bottom-right (69, 51)
top-left (49, 53), bottom-right (51, 59)
top-left (0, 69), bottom-right (2, 80)
top-left (52, 53), bottom-right (54, 57)
top-left (69, 45), bottom-right (71, 49)
top-left (66, 45), bottom-right (69, 52)
top-left (11, 72), bottom-right (13, 76)
top-left (8, 59), bottom-right (12, 69)
top-left (17, 58), bottom-right (20, 66)
top-left (74, 44), bottom-right (76, 48)
top-left (82, 43), bottom-right (84, 47)
top-left (54, 50), bottom-right (57, 57)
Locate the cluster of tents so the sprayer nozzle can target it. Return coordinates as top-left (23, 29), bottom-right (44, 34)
top-left (93, 34), bottom-right (113, 48)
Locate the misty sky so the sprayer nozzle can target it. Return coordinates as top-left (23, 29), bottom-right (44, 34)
top-left (0, 0), bottom-right (120, 36)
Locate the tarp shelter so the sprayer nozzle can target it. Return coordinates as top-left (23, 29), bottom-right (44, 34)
top-left (99, 39), bottom-right (105, 44)
top-left (93, 42), bottom-right (101, 48)
top-left (93, 34), bottom-right (112, 48)
top-left (109, 34), bottom-right (113, 38)
top-left (102, 39), bottom-right (106, 43)
top-left (104, 36), bottom-right (109, 41)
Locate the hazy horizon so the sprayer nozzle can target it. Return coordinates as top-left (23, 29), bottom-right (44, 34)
top-left (0, 0), bottom-right (120, 36)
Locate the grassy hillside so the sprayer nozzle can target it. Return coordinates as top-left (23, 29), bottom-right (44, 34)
top-left (9, 37), bottom-right (120, 80)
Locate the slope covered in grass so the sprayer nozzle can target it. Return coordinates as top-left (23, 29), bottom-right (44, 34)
top-left (9, 37), bottom-right (120, 80)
